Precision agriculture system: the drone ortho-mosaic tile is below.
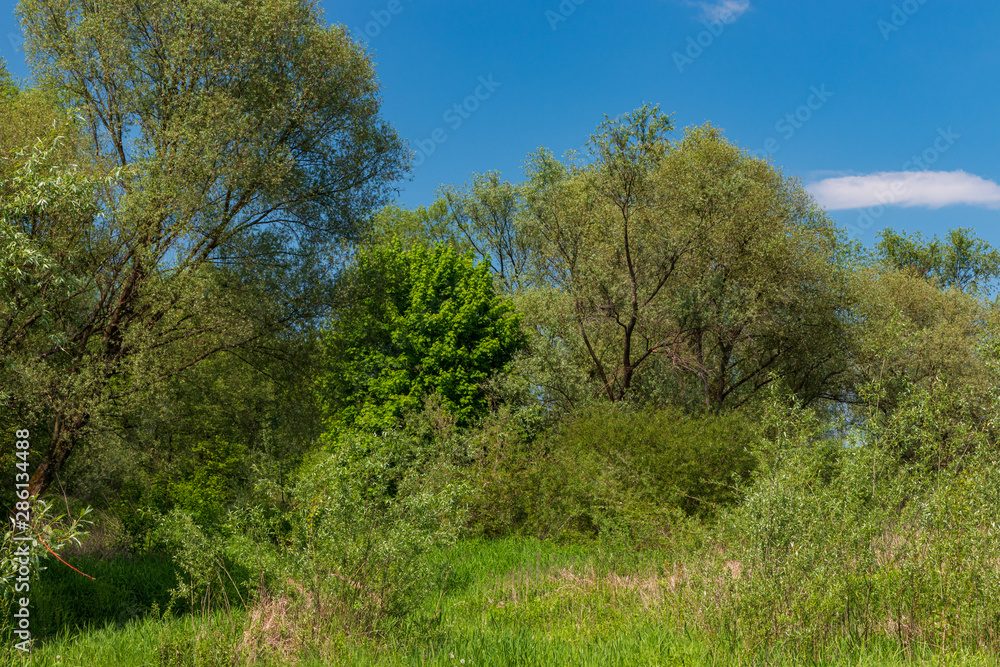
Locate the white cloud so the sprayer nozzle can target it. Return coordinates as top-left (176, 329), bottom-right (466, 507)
top-left (696, 0), bottom-right (751, 23)
top-left (806, 170), bottom-right (1000, 211)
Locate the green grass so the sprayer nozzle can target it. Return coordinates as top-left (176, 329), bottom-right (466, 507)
top-left (3, 612), bottom-right (248, 666)
top-left (30, 554), bottom-right (178, 636)
top-left (10, 538), bottom-right (1000, 666)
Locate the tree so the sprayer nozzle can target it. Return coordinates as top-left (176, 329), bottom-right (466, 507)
top-left (845, 265), bottom-right (992, 418)
top-left (644, 126), bottom-right (850, 410)
top-left (486, 107), bottom-right (850, 410)
top-left (317, 241), bottom-right (525, 433)
top-left (875, 227), bottom-right (1000, 294)
top-left (363, 199), bottom-right (466, 251)
top-left (7, 0), bottom-right (407, 496)
top-left (848, 228), bottom-right (1000, 419)
top-left (442, 172), bottom-right (534, 294)
top-left (61, 328), bottom-right (326, 525)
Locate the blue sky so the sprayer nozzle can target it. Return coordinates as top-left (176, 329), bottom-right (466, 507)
top-left (3, 0), bottom-right (998, 248)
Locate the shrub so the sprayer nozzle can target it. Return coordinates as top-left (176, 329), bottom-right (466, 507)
top-left (463, 402), bottom-right (757, 543)
top-left (156, 510), bottom-right (248, 619)
top-left (715, 382), bottom-right (1000, 654)
top-left (0, 498), bottom-right (91, 654)
top-left (286, 429), bottom-right (468, 636)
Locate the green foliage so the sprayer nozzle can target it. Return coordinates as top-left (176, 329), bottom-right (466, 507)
top-left (0, 132), bottom-right (102, 323)
top-left (719, 382), bottom-right (1000, 653)
top-left (442, 171), bottom-right (533, 294)
top-left (8, 0), bottom-right (406, 496)
top-left (0, 498), bottom-right (92, 650)
top-left (876, 227), bottom-right (1000, 294)
top-left (287, 431), bottom-right (467, 634)
top-left (0, 59), bottom-right (15, 102)
top-left (318, 240), bottom-right (525, 433)
top-left (443, 107), bottom-right (850, 411)
top-left (163, 437), bottom-right (247, 524)
top-left (461, 403), bottom-right (756, 542)
top-left (364, 199), bottom-right (466, 251)
top-left (56, 324), bottom-right (327, 549)
top-left (28, 534), bottom-right (1000, 665)
top-left (846, 265), bottom-right (990, 414)
top-left (446, 407), bottom-right (547, 538)
top-left (31, 554), bottom-right (177, 637)
top-left (155, 510), bottom-right (249, 620)
top-left (551, 404), bottom-right (757, 518)
top-left (9, 36), bottom-right (1000, 661)
top-left (0, 500), bottom-right (92, 592)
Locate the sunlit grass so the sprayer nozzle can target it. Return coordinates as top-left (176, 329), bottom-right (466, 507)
top-left (12, 537), bottom-right (1000, 666)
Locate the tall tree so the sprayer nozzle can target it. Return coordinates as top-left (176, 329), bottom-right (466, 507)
top-left (442, 172), bottom-right (534, 294)
top-left (440, 107), bottom-right (850, 410)
top-left (518, 109), bottom-right (849, 409)
top-left (7, 0), bottom-right (407, 496)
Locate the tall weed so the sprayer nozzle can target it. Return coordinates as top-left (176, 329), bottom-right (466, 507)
top-left (713, 382), bottom-right (1000, 655)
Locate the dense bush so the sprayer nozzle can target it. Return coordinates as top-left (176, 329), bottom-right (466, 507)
top-left (284, 430), bottom-right (468, 635)
top-left (317, 240), bottom-right (525, 434)
top-left (139, 426), bottom-right (469, 662)
top-left (462, 403), bottom-right (757, 543)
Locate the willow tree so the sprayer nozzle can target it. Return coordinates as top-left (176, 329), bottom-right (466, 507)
top-left (593, 117), bottom-right (847, 409)
top-left (875, 227), bottom-right (1000, 295)
top-left (448, 106), bottom-right (850, 410)
top-left (7, 0), bottom-right (407, 496)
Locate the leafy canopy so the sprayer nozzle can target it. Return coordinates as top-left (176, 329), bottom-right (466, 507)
top-left (876, 227), bottom-right (1000, 294)
top-left (443, 106), bottom-right (850, 411)
top-left (318, 241), bottom-right (525, 433)
top-left (7, 0), bottom-right (406, 496)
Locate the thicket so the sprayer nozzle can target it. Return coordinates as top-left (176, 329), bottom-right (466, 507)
top-left (458, 403), bottom-right (756, 541)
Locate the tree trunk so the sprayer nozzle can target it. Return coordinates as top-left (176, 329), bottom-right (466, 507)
top-left (27, 413), bottom-right (86, 497)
